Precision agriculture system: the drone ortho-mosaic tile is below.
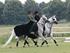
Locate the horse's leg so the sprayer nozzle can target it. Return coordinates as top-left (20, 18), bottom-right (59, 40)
top-left (23, 40), bottom-right (26, 47)
top-left (31, 39), bottom-right (39, 47)
top-left (40, 35), bottom-right (47, 47)
top-left (44, 40), bottom-right (48, 45)
top-left (15, 36), bottom-right (19, 47)
top-left (41, 35), bottom-right (48, 46)
top-left (35, 39), bottom-right (39, 47)
top-left (40, 34), bottom-right (48, 46)
top-left (45, 35), bottom-right (48, 45)
top-left (53, 39), bottom-right (58, 46)
top-left (23, 36), bottom-right (30, 47)
top-left (41, 40), bottom-right (48, 47)
top-left (41, 40), bottom-right (45, 47)
top-left (40, 35), bottom-right (48, 47)
top-left (16, 41), bottom-right (19, 47)
top-left (38, 34), bottom-right (46, 47)
top-left (37, 24), bottom-right (46, 47)
top-left (51, 34), bottom-right (58, 46)
top-left (23, 40), bottom-right (30, 47)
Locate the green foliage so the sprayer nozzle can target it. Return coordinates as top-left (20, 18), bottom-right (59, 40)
top-left (23, 0), bottom-right (40, 14)
top-left (0, 2), bottom-right (4, 24)
top-left (2, 0), bottom-right (25, 24)
top-left (0, 0), bottom-right (70, 24)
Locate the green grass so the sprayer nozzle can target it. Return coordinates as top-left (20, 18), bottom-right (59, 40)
top-left (0, 25), bottom-right (70, 53)
top-left (0, 40), bottom-right (70, 53)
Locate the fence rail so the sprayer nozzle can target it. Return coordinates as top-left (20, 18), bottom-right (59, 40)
top-left (52, 27), bottom-right (70, 34)
top-left (53, 27), bottom-right (70, 28)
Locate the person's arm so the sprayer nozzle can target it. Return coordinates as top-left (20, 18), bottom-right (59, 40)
top-left (29, 16), bottom-right (37, 22)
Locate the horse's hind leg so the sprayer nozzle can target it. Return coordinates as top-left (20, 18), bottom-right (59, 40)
top-left (23, 40), bottom-right (30, 47)
top-left (16, 41), bottom-right (19, 47)
top-left (15, 36), bottom-right (19, 47)
top-left (41, 40), bottom-right (48, 47)
top-left (32, 39), bottom-right (39, 47)
top-left (23, 36), bottom-right (30, 47)
top-left (41, 35), bottom-right (48, 47)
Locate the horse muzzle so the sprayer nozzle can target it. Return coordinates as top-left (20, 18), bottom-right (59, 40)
top-left (54, 21), bottom-right (58, 24)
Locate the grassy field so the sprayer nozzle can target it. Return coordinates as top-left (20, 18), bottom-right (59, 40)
top-left (0, 25), bottom-right (70, 53)
top-left (0, 38), bottom-right (70, 53)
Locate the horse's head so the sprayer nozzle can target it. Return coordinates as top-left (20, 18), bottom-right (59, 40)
top-left (48, 15), bottom-right (58, 24)
top-left (41, 15), bottom-right (49, 22)
top-left (42, 15), bottom-right (47, 20)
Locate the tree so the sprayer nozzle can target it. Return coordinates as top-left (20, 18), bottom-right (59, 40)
top-left (0, 2), bottom-right (4, 24)
top-left (42, 0), bottom-right (65, 20)
top-left (39, 2), bottom-right (47, 14)
top-left (3, 0), bottom-right (24, 24)
top-left (65, 0), bottom-right (70, 21)
top-left (23, 0), bottom-right (40, 14)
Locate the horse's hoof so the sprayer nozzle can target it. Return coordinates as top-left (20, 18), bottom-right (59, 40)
top-left (37, 45), bottom-right (39, 47)
top-left (23, 46), bottom-right (25, 48)
top-left (41, 45), bottom-right (43, 47)
top-left (28, 45), bottom-right (30, 47)
top-left (47, 45), bottom-right (49, 47)
top-left (16, 46), bottom-right (18, 47)
top-left (56, 44), bottom-right (58, 46)
top-left (9, 46), bottom-right (12, 48)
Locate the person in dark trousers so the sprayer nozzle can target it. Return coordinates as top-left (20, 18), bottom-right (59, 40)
top-left (27, 11), bottom-right (37, 34)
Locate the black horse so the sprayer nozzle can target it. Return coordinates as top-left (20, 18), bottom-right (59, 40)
top-left (3, 21), bottom-right (40, 47)
top-left (14, 21), bottom-right (39, 47)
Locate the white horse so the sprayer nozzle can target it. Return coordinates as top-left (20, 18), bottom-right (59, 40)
top-left (29, 14), bottom-right (49, 47)
top-left (41, 15), bottom-right (58, 46)
top-left (2, 14), bottom-right (48, 47)
top-left (37, 15), bottom-right (48, 40)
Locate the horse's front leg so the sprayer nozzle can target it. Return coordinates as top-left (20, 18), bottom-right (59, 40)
top-left (44, 35), bottom-right (48, 45)
top-left (40, 35), bottom-right (48, 47)
top-left (23, 36), bottom-right (30, 47)
top-left (52, 38), bottom-right (58, 46)
top-left (40, 34), bottom-right (48, 47)
top-left (51, 33), bottom-right (58, 46)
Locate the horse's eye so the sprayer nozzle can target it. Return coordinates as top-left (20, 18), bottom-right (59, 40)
top-left (53, 19), bottom-right (55, 20)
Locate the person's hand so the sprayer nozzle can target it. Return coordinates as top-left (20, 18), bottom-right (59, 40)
top-left (33, 20), bottom-right (37, 23)
top-left (35, 20), bottom-right (37, 22)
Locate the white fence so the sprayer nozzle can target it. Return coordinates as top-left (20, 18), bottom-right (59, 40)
top-left (52, 27), bottom-right (70, 42)
top-left (52, 27), bottom-right (70, 34)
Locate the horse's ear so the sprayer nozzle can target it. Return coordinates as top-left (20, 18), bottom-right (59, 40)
top-left (53, 15), bottom-right (56, 17)
top-left (51, 15), bottom-right (56, 19)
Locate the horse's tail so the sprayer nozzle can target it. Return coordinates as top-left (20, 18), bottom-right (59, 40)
top-left (2, 29), bottom-right (15, 47)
